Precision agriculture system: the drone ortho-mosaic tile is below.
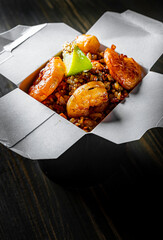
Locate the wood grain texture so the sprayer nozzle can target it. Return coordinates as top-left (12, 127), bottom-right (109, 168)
top-left (0, 0), bottom-right (163, 240)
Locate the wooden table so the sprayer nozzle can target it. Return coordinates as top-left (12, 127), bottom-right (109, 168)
top-left (0, 1), bottom-right (163, 239)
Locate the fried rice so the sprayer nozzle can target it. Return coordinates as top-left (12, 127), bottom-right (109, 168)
top-left (42, 50), bottom-right (129, 132)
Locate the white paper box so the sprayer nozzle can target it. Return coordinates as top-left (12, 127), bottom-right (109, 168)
top-left (0, 10), bottom-right (163, 160)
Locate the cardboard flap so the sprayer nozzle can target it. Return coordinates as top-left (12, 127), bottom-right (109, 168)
top-left (0, 25), bottom-right (30, 42)
top-left (0, 23), bottom-right (80, 85)
top-left (0, 25), bottom-right (29, 53)
top-left (11, 114), bottom-right (85, 160)
top-left (92, 72), bottom-right (163, 143)
top-left (87, 10), bottom-right (163, 70)
top-left (0, 88), bottom-right (54, 147)
top-left (156, 117), bottom-right (163, 127)
top-left (121, 10), bottom-right (163, 35)
top-left (0, 24), bottom-right (46, 65)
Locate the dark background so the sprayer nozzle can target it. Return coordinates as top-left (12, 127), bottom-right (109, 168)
top-left (0, 1), bottom-right (163, 240)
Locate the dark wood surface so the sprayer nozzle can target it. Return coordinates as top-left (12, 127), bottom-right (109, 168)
top-left (0, 0), bottom-right (163, 239)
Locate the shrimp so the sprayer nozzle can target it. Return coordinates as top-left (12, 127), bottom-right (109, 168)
top-left (29, 57), bottom-right (65, 102)
top-left (67, 81), bottom-right (108, 118)
top-left (104, 45), bottom-right (142, 90)
top-left (75, 34), bottom-right (100, 54)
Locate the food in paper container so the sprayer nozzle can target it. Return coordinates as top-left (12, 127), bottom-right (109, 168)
top-left (28, 34), bottom-right (143, 132)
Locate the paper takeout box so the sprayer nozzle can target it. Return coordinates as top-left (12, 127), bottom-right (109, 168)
top-left (0, 10), bottom-right (163, 161)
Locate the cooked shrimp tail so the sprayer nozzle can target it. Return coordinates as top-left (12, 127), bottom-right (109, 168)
top-left (29, 57), bottom-right (65, 102)
top-left (67, 81), bottom-right (108, 118)
top-left (104, 45), bottom-right (142, 90)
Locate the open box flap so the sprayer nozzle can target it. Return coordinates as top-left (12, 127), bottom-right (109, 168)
top-left (0, 25), bottom-right (31, 42)
top-left (0, 25), bottom-right (30, 54)
top-left (0, 88), bottom-right (54, 147)
top-left (87, 10), bottom-right (163, 70)
top-left (0, 24), bottom-right (47, 65)
top-left (92, 71), bottom-right (163, 143)
top-left (0, 23), bottom-right (80, 85)
top-left (10, 113), bottom-right (85, 160)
